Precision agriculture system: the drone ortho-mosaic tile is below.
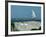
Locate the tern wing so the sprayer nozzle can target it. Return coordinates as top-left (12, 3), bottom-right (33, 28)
top-left (32, 10), bottom-right (36, 18)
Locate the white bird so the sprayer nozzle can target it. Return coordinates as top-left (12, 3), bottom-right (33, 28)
top-left (32, 10), bottom-right (36, 18)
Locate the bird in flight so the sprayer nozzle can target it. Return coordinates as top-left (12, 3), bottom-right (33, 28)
top-left (32, 10), bottom-right (36, 18)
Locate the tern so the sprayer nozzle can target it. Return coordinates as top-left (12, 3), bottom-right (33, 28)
top-left (32, 10), bottom-right (36, 18)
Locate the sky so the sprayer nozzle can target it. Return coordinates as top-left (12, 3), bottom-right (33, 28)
top-left (11, 5), bottom-right (41, 20)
